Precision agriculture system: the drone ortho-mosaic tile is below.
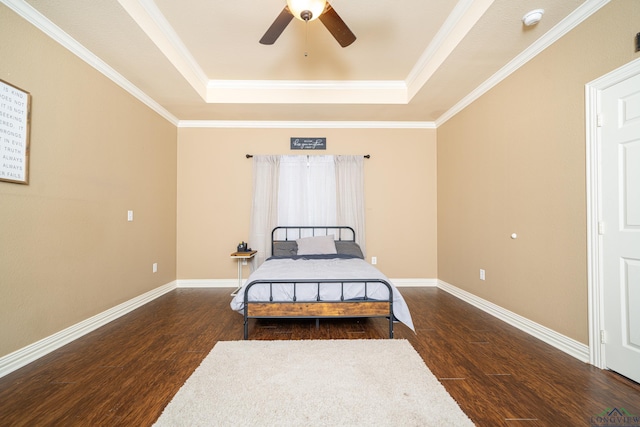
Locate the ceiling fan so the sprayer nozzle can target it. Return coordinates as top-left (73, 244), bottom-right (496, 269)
top-left (260, 0), bottom-right (356, 48)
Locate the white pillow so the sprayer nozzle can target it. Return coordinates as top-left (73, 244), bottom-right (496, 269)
top-left (296, 235), bottom-right (337, 255)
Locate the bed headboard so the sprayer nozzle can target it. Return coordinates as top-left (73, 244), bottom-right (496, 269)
top-left (271, 226), bottom-right (355, 256)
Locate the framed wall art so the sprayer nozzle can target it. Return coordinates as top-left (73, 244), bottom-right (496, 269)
top-left (0, 79), bottom-right (31, 184)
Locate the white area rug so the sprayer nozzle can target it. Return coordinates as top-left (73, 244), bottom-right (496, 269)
top-left (154, 339), bottom-right (474, 426)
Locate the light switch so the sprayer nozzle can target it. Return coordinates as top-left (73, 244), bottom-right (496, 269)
top-left (127, 210), bottom-right (134, 221)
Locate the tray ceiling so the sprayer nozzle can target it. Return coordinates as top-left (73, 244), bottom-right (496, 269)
top-left (10, 0), bottom-right (598, 125)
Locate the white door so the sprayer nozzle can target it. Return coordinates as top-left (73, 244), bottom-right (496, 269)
top-left (601, 72), bottom-right (640, 383)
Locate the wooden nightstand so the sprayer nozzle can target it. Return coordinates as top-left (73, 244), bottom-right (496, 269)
top-left (230, 250), bottom-right (257, 296)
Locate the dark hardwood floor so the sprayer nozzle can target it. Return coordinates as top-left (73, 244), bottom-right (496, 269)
top-left (0, 287), bottom-right (639, 426)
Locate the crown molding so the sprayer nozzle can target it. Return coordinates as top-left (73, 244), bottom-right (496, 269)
top-left (435, 0), bottom-right (611, 127)
top-left (178, 120), bottom-right (436, 129)
top-left (1, 0), bottom-right (433, 126)
top-left (4, 0), bottom-right (611, 128)
top-left (405, 0), bottom-right (495, 100)
top-left (116, 0), bottom-right (209, 99)
top-left (3, 0), bottom-right (179, 126)
top-left (206, 79), bottom-right (408, 104)
top-left (117, 0), bottom-right (409, 105)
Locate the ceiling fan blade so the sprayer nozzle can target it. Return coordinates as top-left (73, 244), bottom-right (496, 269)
top-left (318, 3), bottom-right (356, 47)
top-left (259, 7), bottom-right (294, 45)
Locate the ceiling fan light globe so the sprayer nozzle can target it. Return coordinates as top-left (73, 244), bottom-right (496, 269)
top-left (287, 0), bottom-right (326, 21)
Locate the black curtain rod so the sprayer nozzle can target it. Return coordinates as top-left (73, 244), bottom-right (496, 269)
top-left (246, 154), bottom-right (370, 159)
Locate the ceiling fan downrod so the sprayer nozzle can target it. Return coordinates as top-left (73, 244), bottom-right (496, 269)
top-left (304, 12), bottom-right (310, 57)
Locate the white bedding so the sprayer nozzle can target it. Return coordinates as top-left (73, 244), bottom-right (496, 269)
top-left (230, 257), bottom-right (415, 331)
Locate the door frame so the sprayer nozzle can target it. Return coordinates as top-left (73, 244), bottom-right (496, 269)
top-left (585, 57), bottom-right (640, 369)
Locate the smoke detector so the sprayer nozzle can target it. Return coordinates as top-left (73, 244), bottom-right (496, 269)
top-left (522, 9), bottom-right (544, 26)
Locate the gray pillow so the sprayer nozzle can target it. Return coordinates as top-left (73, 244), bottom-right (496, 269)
top-left (335, 241), bottom-right (364, 259)
top-left (273, 241), bottom-right (298, 257)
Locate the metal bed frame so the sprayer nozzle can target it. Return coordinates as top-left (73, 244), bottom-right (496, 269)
top-left (243, 226), bottom-right (394, 339)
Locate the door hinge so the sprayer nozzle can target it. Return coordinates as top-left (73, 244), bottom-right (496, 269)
top-left (600, 330), bottom-right (607, 344)
top-left (597, 114), bottom-right (604, 127)
top-left (598, 222), bottom-right (605, 235)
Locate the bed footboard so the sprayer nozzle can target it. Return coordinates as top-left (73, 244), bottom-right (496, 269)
top-left (243, 279), bottom-right (394, 339)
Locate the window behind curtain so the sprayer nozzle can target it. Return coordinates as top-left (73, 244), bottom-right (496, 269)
top-left (249, 154), bottom-right (365, 269)
top-left (277, 155), bottom-right (336, 237)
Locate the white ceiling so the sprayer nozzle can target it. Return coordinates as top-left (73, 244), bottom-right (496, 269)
top-left (10, 0), bottom-right (602, 125)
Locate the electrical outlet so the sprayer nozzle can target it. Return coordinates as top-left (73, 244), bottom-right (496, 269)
top-left (480, 269), bottom-right (486, 281)
top-left (152, 263), bottom-right (158, 273)
top-left (127, 210), bottom-right (134, 221)
top-left (371, 256), bottom-right (377, 265)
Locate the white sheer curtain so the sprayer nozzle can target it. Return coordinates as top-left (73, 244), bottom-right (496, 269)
top-left (335, 155), bottom-right (366, 256)
top-left (248, 156), bottom-right (280, 270)
top-left (277, 155), bottom-right (336, 237)
top-left (249, 154), bottom-right (365, 268)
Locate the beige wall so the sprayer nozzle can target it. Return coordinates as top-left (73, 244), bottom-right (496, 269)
top-left (0, 6), bottom-right (177, 357)
top-left (177, 127), bottom-right (437, 280)
top-left (437, 0), bottom-right (640, 344)
top-left (3, 0), bottom-right (636, 363)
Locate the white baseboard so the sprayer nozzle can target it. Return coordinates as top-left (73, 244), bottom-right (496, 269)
top-left (0, 277), bottom-right (590, 379)
top-left (176, 279), bottom-right (238, 288)
top-left (176, 278), bottom-right (438, 289)
top-left (437, 280), bottom-right (590, 363)
top-left (180, 278), bottom-right (589, 363)
top-left (392, 278), bottom-right (437, 287)
top-left (0, 281), bottom-right (177, 378)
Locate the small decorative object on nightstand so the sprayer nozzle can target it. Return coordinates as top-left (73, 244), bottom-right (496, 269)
top-left (230, 249), bottom-right (257, 296)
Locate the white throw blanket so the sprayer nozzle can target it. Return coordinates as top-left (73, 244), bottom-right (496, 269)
top-left (230, 257), bottom-right (415, 331)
